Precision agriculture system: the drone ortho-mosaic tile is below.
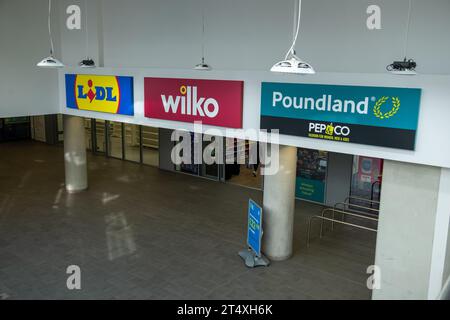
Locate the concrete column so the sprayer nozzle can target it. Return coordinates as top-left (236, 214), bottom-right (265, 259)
top-left (64, 115), bottom-right (88, 193)
top-left (373, 160), bottom-right (450, 300)
top-left (262, 145), bottom-right (297, 261)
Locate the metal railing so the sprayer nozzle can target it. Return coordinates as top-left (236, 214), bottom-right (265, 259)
top-left (307, 213), bottom-right (377, 247)
top-left (335, 196), bottom-right (379, 216)
top-left (320, 207), bottom-right (378, 234)
top-left (306, 199), bottom-right (379, 246)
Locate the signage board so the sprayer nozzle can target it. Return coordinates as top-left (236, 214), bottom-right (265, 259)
top-left (260, 82), bottom-right (421, 150)
top-left (295, 148), bottom-right (328, 203)
top-left (66, 74), bottom-right (134, 115)
top-left (247, 199), bottom-right (262, 256)
top-left (144, 77), bottom-right (244, 128)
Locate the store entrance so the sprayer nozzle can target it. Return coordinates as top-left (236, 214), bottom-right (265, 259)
top-left (0, 117), bottom-right (31, 142)
top-left (224, 138), bottom-right (262, 190)
top-left (201, 134), bottom-right (220, 180)
top-left (93, 119), bottom-right (106, 154)
top-left (295, 148), bottom-right (383, 210)
top-left (350, 155), bottom-right (383, 211)
top-left (84, 117), bottom-right (160, 167)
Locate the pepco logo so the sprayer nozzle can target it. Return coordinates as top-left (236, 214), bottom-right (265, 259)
top-left (309, 122), bottom-right (350, 136)
top-left (74, 75), bottom-right (120, 113)
top-left (161, 85), bottom-right (219, 118)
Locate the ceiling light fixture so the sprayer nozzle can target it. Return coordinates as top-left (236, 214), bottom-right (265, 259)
top-left (271, 0), bottom-right (315, 75)
top-left (37, 0), bottom-right (64, 68)
top-left (194, 2), bottom-right (211, 71)
top-left (79, 0), bottom-right (95, 68)
top-left (387, 0), bottom-right (417, 75)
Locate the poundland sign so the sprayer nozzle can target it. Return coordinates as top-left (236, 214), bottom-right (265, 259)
top-left (260, 82), bottom-right (421, 150)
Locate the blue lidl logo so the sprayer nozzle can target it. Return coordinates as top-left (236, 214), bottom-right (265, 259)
top-left (260, 82), bottom-right (421, 150)
top-left (66, 74), bottom-right (134, 115)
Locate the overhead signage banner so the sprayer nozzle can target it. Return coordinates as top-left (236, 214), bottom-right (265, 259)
top-left (260, 82), bottom-right (422, 150)
top-left (144, 77), bottom-right (244, 128)
top-left (247, 199), bottom-right (262, 256)
top-left (66, 74), bottom-right (134, 115)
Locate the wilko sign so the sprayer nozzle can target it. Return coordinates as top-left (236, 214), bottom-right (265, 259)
top-left (66, 74), bottom-right (134, 115)
top-left (144, 77), bottom-right (244, 128)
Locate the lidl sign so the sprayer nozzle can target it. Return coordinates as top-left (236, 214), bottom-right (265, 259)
top-left (260, 82), bottom-right (421, 150)
top-left (65, 74), bottom-right (134, 115)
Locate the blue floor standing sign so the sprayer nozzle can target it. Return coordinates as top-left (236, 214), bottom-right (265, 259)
top-left (238, 199), bottom-right (270, 268)
top-left (247, 199), bottom-right (262, 255)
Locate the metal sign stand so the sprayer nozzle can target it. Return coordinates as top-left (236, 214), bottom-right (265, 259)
top-left (239, 199), bottom-right (270, 268)
top-left (239, 248), bottom-right (270, 268)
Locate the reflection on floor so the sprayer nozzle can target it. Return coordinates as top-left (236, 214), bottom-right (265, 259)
top-left (0, 141), bottom-right (376, 299)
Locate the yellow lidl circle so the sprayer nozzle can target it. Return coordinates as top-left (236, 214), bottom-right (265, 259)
top-left (75, 74), bottom-right (120, 114)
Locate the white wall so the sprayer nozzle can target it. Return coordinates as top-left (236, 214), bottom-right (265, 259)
top-left (95, 0), bottom-right (450, 74)
top-left (0, 0), bottom-right (61, 117)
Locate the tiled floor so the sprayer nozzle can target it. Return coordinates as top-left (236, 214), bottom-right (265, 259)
top-left (0, 141), bottom-right (376, 299)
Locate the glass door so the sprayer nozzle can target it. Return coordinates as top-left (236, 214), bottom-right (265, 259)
top-left (84, 118), bottom-right (93, 151)
top-left (224, 139), bottom-right (262, 189)
top-left (124, 124), bottom-right (141, 163)
top-left (175, 132), bottom-right (199, 176)
top-left (142, 126), bottom-right (159, 167)
top-left (350, 155), bottom-right (383, 211)
top-left (200, 134), bottom-right (220, 180)
top-left (108, 121), bottom-right (123, 159)
top-left (94, 119), bottom-right (106, 154)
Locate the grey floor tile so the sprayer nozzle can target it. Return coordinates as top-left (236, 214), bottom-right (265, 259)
top-left (0, 141), bottom-right (376, 300)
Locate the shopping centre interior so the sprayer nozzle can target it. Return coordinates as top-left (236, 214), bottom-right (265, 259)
top-left (0, 119), bottom-right (378, 299)
top-left (1, 0), bottom-right (450, 300)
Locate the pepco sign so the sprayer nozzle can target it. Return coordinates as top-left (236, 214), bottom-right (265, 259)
top-left (144, 77), bottom-right (244, 128)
